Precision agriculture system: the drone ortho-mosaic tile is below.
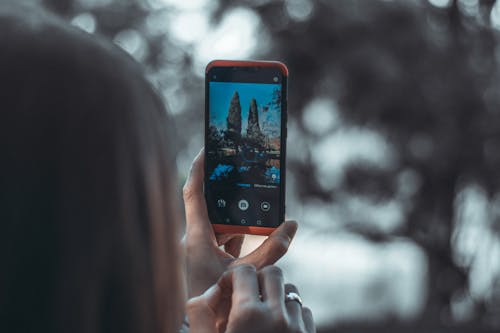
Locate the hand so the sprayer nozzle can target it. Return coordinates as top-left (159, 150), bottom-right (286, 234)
top-left (183, 149), bottom-right (298, 298)
top-left (187, 264), bottom-right (316, 333)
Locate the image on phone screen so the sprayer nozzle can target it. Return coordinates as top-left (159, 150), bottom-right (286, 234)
top-left (205, 65), bottom-right (286, 230)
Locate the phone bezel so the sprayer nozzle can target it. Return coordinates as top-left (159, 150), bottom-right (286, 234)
top-left (204, 60), bottom-right (288, 236)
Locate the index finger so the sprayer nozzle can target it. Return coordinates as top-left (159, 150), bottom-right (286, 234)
top-left (235, 220), bottom-right (298, 269)
top-left (202, 264), bottom-right (260, 311)
top-left (230, 264), bottom-right (260, 304)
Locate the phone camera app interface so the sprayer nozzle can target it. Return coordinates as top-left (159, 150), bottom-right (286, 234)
top-left (206, 78), bottom-right (282, 228)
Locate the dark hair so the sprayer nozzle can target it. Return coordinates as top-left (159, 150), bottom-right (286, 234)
top-left (0, 4), bottom-right (183, 333)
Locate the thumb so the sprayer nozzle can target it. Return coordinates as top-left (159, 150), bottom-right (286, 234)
top-left (183, 148), bottom-right (216, 243)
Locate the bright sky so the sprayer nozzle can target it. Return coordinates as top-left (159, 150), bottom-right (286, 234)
top-left (209, 81), bottom-right (281, 133)
top-left (152, 0), bottom-right (262, 71)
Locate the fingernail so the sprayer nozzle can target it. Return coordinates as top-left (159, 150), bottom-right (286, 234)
top-left (284, 220), bottom-right (298, 239)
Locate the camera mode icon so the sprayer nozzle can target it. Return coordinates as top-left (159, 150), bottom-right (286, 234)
top-left (217, 199), bottom-right (226, 208)
top-left (260, 201), bottom-right (271, 212)
top-left (238, 199), bottom-right (249, 211)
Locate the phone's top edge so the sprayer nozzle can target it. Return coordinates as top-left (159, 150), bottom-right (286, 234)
top-left (205, 59), bottom-right (289, 76)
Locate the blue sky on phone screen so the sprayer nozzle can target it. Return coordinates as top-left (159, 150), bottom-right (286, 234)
top-left (209, 81), bottom-right (281, 135)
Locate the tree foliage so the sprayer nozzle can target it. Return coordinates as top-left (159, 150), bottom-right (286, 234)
top-left (226, 91), bottom-right (242, 148)
top-left (41, 0), bottom-right (500, 331)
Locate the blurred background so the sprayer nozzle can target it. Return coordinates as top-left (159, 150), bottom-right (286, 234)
top-left (34, 0), bottom-right (500, 331)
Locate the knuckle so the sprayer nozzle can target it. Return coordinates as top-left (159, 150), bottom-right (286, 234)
top-left (182, 184), bottom-right (194, 201)
top-left (184, 237), bottom-right (206, 256)
top-left (262, 265), bottom-right (283, 278)
top-left (270, 235), bottom-right (290, 255)
top-left (234, 263), bottom-right (256, 274)
top-left (185, 296), bottom-right (204, 312)
top-left (285, 283), bottom-right (299, 294)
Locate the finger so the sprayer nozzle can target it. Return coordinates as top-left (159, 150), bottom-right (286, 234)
top-left (183, 149), bottom-right (215, 242)
top-left (208, 264), bottom-right (259, 307)
top-left (258, 266), bottom-right (286, 312)
top-left (193, 284), bottom-right (223, 314)
top-left (236, 220), bottom-right (298, 268)
top-left (206, 281), bottom-right (231, 333)
top-left (216, 233), bottom-right (241, 246)
top-left (302, 307), bottom-right (316, 333)
top-left (231, 264), bottom-right (260, 305)
top-left (186, 284), bottom-right (222, 332)
top-left (199, 265), bottom-right (240, 312)
top-left (223, 235), bottom-right (245, 258)
top-left (284, 283), bottom-right (304, 329)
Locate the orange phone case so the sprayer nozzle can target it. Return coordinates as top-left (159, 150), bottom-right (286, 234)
top-left (212, 224), bottom-right (278, 236)
top-left (205, 60), bottom-right (288, 236)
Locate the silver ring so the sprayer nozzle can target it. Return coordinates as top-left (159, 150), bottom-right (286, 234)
top-left (285, 292), bottom-right (303, 306)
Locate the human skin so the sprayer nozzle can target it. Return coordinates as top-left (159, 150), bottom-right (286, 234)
top-left (182, 149), bottom-right (299, 298)
top-left (186, 264), bottom-right (316, 333)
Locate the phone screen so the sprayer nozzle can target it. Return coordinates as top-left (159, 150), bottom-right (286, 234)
top-left (205, 65), bottom-right (286, 230)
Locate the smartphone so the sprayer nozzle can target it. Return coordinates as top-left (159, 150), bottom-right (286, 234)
top-left (205, 60), bottom-right (288, 236)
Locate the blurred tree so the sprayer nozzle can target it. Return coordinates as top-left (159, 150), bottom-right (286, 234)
top-left (40, 0), bottom-right (500, 331)
top-left (213, 0), bottom-right (500, 330)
